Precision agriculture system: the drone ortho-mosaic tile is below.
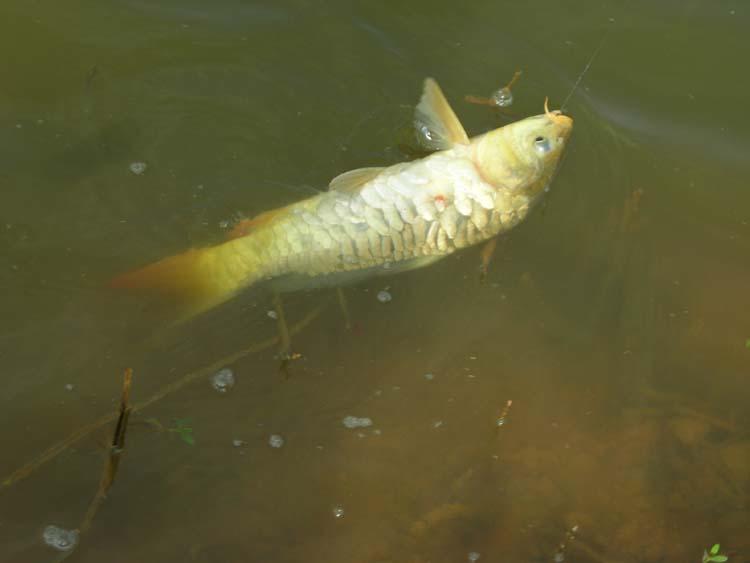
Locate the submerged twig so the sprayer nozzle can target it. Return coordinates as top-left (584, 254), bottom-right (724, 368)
top-left (1, 303), bottom-right (326, 492)
top-left (495, 399), bottom-right (513, 432)
top-left (272, 291), bottom-right (292, 362)
top-left (79, 368), bottom-right (133, 534)
top-left (336, 287), bottom-right (352, 330)
top-left (479, 238), bottom-right (499, 284)
top-left (273, 291), bottom-right (302, 378)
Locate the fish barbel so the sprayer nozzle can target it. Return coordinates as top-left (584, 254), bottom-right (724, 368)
top-left (111, 79), bottom-right (572, 318)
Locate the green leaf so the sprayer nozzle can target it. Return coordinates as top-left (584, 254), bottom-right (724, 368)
top-left (713, 556), bottom-right (728, 562)
top-left (745, 338), bottom-right (750, 349)
top-left (180, 431), bottom-right (195, 446)
top-left (711, 545), bottom-right (720, 555)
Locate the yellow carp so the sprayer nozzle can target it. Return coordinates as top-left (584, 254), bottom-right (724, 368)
top-left (111, 79), bottom-right (572, 317)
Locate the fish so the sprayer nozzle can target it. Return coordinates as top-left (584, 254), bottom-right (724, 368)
top-left (110, 78), bottom-right (573, 318)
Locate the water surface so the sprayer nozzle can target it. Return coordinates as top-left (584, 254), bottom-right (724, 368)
top-left (1, 1), bottom-right (749, 562)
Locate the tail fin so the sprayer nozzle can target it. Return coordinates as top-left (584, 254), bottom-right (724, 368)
top-left (110, 242), bottom-right (258, 319)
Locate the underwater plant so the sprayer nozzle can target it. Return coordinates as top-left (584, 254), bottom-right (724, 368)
top-left (703, 543), bottom-right (728, 563)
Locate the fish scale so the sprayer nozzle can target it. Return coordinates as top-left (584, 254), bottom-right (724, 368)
top-left (247, 151), bottom-right (530, 283)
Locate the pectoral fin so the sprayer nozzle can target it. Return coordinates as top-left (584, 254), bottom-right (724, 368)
top-left (329, 167), bottom-right (385, 193)
top-left (414, 78), bottom-right (470, 151)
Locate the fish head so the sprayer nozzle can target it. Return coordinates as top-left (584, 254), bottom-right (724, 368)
top-left (473, 101), bottom-right (572, 200)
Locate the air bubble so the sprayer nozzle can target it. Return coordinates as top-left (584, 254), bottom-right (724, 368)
top-left (129, 162), bottom-right (147, 175)
top-left (268, 434), bottom-right (284, 448)
top-left (342, 416), bottom-right (373, 429)
top-left (377, 290), bottom-right (392, 303)
top-left (42, 526), bottom-right (78, 552)
top-left (490, 87), bottom-right (513, 107)
top-left (210, 368), bottom-right (235, 393)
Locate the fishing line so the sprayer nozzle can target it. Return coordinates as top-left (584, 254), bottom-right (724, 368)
top-left (561, 26), bottom-right (611, 111)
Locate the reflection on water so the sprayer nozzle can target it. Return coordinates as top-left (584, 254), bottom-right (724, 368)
top-left (1, 0), bottom-right (749, 562)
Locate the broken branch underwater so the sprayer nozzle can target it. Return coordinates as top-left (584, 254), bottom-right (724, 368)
top-left (0, 303), bottom-right (325, 492)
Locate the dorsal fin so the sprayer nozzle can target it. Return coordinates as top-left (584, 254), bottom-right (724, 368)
top-left (414, 78), bottom-right (470, 151)
top-left (329, 167), bottom-right (385, 193)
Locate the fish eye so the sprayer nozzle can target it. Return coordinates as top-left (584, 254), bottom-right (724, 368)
top-left (534, 136), bottom-right (552, 154)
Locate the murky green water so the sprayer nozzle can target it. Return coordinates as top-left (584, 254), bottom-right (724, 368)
top-left (1, 1), bottom-right (749, 561)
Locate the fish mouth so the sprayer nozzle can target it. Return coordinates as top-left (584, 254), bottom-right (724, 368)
top-left (544, 97), bottom-right (573, 132)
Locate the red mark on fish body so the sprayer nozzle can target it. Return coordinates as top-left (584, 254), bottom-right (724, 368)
top-left (434, 194), bottom-right (447, 212)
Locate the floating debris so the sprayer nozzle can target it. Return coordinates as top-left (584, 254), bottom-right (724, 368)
top-left (496, 400), bottom-right (513, 428)
top-left (267, 309), bottom-right (278, 320)
top-left (376, 289), bottom-right (392, 303)
top-left (210, 368), bottom-right (235, 393)
top-left (423, 373), bottom-right (435, 381)
top-left (128, 161), bottom-right (147, 175)
top-left (232, 439), bottom-right (246, 448)
top-left (64, 383), bottom-right (75, 392)
top-left (342, 416), bottom-right (373, 429)
top-left (468, 552), bottom-right (481, 562)
top-left (553, 524), bottom-right (579, 563)
top-left (332, 505), bottom-right (345, 518)
top-left (465, 70), bottom-right (522, 109)
top-left (432, 420), bottom-right (444, 429)
top-left (42, 525), bottom-right (78, 552)
top-left (268, 434), bottom-right (284, 448)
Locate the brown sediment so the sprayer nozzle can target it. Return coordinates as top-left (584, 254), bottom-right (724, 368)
top-left (409, 503), bottom-right (470, 537)
top-left (638, 385), bottom-right (736, 432)
top-left (0, 302), bottom-right (326, 493)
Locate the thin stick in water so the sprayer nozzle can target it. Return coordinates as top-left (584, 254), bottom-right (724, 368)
top-left (79, 368), bottom-right (133, 534)
top-left (0, 302), bottom-right (326, 492)
top-left (336, 287), bottom-right (352, 330)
